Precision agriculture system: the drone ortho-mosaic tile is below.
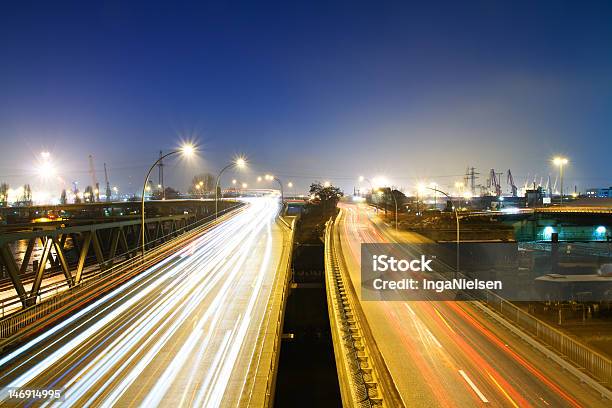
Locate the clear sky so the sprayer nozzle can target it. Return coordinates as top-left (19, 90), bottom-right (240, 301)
top-left (1, 1), bottom-right (611, 198)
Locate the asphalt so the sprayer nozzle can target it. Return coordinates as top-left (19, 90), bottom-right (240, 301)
top-left (337, 201), bottom-right (608, 407)
top-left (0, 197), bottom-right (287, 407)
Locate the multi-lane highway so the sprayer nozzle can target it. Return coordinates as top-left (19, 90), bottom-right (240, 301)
top-left (0, 197), bottom-right (289, 407)
top-left (337, 201), bottom-right (607, 407)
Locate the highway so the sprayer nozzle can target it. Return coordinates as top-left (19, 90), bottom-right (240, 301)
top-left (0, 197), bottom-right (288, 407)
top-left (337, 201), bottom-right (607, 407)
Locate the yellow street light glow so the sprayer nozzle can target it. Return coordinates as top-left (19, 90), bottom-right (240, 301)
top-left (416, 183), bottom-right (426, 193)
top-left (242, 182), bottom-right (248, 188)
top-left (180, 143), bottom-right (195, 157)
top-left (323, 181), bottom-right (331, 188)
top-left (195, 184), bottom-right (201, 190)
top-left (257, 176), bottom-right (262, 182)
top-left (235, 157), bottom-right (247, 168)
top-left (199, 180), bottom-right (204, 186)
top-left (553, 157), bottom-right (568, 166)
top-left (232, 179), bottom-right (237, 185)
top-left (288, 182), bottom-right (293, 188)
top-left (463, 191), bottom-right (473, 199)
top-left (359, 176), bottom-right (365, 182)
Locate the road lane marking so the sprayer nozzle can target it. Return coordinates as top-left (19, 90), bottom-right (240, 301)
top-left (459, 370), bottom-right (489, 403)
top-left (405, 304), bottom-right (443, 348)
top-left (404, 303), bottom-right (416, 316)
top-left (487, 372), bottom-right (518, 408)
top-left (433, 306), bottom-right (456, 334)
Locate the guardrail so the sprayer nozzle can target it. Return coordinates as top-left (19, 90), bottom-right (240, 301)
top-left (325, 216), bottom-right (404, 408)
top-left (261, 215), bottom-right (295, 407)
top-left (481, 291), bottom-right (612, 390)
top-left (0, 204), bottom-right (243, 345)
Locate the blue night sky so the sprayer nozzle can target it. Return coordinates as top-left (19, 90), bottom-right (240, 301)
top-left (1, 1), bottom-right (611, 197)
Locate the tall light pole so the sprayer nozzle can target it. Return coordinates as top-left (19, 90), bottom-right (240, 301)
top-left (141, 144), bottom-right (194, 259)
top-left (265, 174), bottom-right (284, 204)
top-left (428, 187), bottom-right (460, 278)
top-left (359, 176), bottom-right (378, 213)
top-left (384, 187), bottom-right (399, 231)
top-left (215, 157), bottom-right (246, 218)
top-left (553, 157), bottom-right (568, 206)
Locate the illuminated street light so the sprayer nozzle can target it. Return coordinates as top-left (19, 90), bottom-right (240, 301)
top-left (141, 143), bottom-right (196, 259)
top-left (215, 156), bottom-right (248, 218)
top-left (288, 182), bottom-right (293, 188)
top-left (232, 179), bottom-right (237, 185)
top-left (428, 187), bottom-right (461, 278)
top-left (553, 156), bottom-right (568, 206)
top-left (257, 176), bottom-right (262, 182)
top-left (323, 181), bottom-right (331, 188)
top-left (242, 182), bottom-right (248, 188)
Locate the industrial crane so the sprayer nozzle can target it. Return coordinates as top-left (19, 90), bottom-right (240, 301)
top-left (488, 169), bottom-right (502, 196)
top-left (506, 169), bottom-right (517, 197)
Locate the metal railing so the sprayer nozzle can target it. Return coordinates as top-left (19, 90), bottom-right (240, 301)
top-left (325, 215), bottom-right (403, 407)
top-left (481, 290), bottom-right (612, 388)
top-left (0, 204), bottom-right (242, 344)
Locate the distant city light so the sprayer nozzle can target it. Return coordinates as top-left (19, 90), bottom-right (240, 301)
top-left (543, 226), bottom-right (555, 240)
top-left (288, 182), bottom-right (293, 188)
top-left (323, 181), bottom-right (331, 188)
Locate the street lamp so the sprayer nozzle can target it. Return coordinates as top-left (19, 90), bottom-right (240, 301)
top-left (215, 156), bottom-right (247, 218)
top-left (553, 157), bottom-right (568, 206)
top-left (265, 174), bottom-right (285, 204)
top-left (382, 187), bottom-right (399, 231)
top-left (141, 144), bottom-right (194, 259)
top-left (359, 176), bottom-right (377, 213)
top-left (428, 187), bottom-right (460, 278)
top-left (416, 183), bottom-right (426, 216)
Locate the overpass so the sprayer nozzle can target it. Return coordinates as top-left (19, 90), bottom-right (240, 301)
top-left (325, 201), bottom-right (611, 407)
top-left (0, 196), bottom-right (293, 406)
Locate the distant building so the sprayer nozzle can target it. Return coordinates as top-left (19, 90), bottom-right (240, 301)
top-left (586, 187), bottom-right (612, 198)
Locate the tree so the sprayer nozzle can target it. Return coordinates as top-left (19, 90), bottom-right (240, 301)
top-left (189, 173), bottom-right (216, 195)
top-left (0, 183), bottom-right (8, 207)
top-left (152, 186), bottom-right (180, 199)
top-left (309, 182), bottom-right (343, 207)
top-left (60, 189), bottom-right (67, 205)
top-left (22, 184), bottom-right (32, 206)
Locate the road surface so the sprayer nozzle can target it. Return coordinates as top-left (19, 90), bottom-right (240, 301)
top-left (0, 197), bottom-right (288, 407)
top-left (337, 201), bottom-right (607, 407)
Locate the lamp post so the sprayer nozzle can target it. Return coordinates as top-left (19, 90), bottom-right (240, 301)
top-left (416, 183), bottom-right (426, 216)
top-left (553, 157), bottom-right (568, 206)
top-left (428, 187), bottom-right (460, 278)
top-left (141, 144), bottom-right (194, 259)
top-left (359, 176), bottom-right (378, 213)
top-left (215, 157), bottom-right (246, 218)
top-left (265, 174), bottom-right (284, 204)
top-left (385, 187), bottom-right (399, 231)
